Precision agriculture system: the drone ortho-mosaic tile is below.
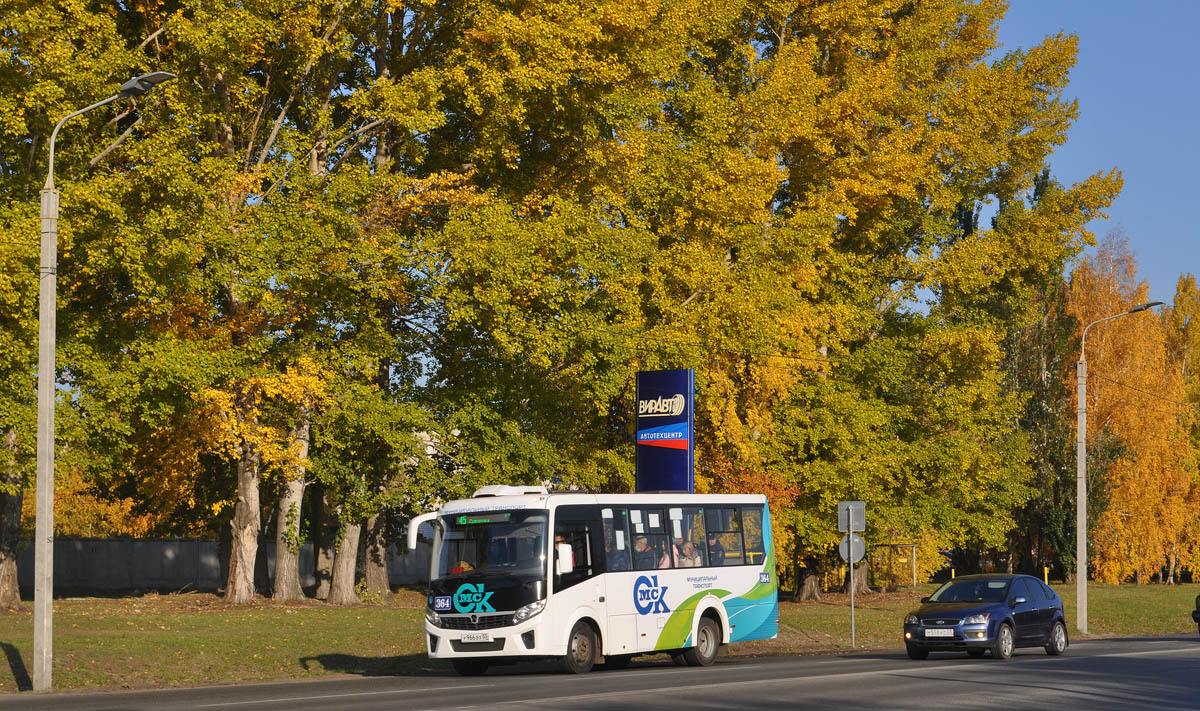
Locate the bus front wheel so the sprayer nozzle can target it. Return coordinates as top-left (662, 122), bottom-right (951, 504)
top-left (561, 621), bottom-right (598, 674)
top-left (682, 617), bottom-right (721, 666)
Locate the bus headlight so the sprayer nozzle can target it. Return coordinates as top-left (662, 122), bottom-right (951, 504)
top-left (425, 608), bottom-right (442, 627)
top-left (513, 599), bottom-right (545, 623)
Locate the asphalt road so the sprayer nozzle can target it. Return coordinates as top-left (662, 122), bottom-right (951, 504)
top-left (5, 637), bottom-right (1199, 711)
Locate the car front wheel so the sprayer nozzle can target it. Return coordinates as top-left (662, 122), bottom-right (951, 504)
top-left (992, 623), bottom-right (1014, 660)
top-left (1045, 621), bottom-right (1068, 656)
top-left (906, 644), bottom-right (929, 660)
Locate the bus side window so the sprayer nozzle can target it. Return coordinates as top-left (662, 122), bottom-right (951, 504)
top-left (602, 508), bottom-right (631, 572)
top-left (554, 505), bottom-right (601, 591)
top-left (706, 507), bottom-right (745, 566)
top-left (631, 508), bottom-right (672, 570)
top-left (677, 507), bottom-right (706, 567)
top-left (741, 507), bottom-right (765, 565)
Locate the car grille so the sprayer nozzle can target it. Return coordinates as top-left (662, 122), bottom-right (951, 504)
top-left (921, 618), bottom-right (961, 626)
top-left (441, 613), bottom-right (514, 630)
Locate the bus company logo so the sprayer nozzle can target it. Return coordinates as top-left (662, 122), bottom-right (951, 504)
top-left (453, 583), bottom-right (496, 614)
top-left (633, 575), bottom-right (671, 615)
top-left (638, 394), bottom-right (686, 418)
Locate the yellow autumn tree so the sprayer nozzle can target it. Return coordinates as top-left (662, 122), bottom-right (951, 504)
top-left (1164, 274), bottom-right (1200, 578)
top-left (1069, 234), bottom-right (1193, 584)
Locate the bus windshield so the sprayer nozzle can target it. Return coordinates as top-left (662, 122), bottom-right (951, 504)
top-left (434, 509), bottom-right (548, 580)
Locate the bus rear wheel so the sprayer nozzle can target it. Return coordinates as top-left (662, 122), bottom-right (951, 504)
top-left (683, 617), bottom-right (721, 666)
top-left (451, 659), bottom-right (489, 676)
top-left (560, 621), bottom-right (597, 674)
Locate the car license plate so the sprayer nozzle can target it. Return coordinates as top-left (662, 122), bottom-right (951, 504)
top-left (924, 628), bottom-right (954, 638)
top-left (460, 632), bottom-right (493, 643)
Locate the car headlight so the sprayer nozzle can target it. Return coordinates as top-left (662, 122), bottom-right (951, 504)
top-left (963, 613), bottom-right (990, 625)
top-left (425, 608), bottom-right (442, 627)
top-left (513, 599), bottom-right (546, 623)
top-left (904, 613), bottom-right (919, 625)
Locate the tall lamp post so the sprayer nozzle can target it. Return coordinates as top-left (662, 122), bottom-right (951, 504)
top-left (1075, 300), bottom-right (1163, 635)
top-left (34, 71), bottom-right (174, 692)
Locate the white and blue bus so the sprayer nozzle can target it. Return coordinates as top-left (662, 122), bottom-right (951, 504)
top-left (407, 485), bottom-right (778, 675)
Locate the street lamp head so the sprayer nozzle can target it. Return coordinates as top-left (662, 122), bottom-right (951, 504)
top-left (118, 71), bottom-right (176, 98)
top-left (1128, 301), bottom-right (1165, 313)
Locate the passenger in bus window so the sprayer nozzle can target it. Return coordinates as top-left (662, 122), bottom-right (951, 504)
top-left (605, 531), bottom-right (630, 571)
top-left (657, 543), bottom-right (672, 569)
top-left (678, 542), bottom-right (702, 567)
top-left (706, 534), bottom-right (726, 566)
top-left (632, 536), bottom-right (656, 570)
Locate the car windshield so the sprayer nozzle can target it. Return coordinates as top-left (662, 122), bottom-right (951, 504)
top-left (928, 578), bottom-right (1010, 603)
top-left (434, 509), bottom-right (547, 580)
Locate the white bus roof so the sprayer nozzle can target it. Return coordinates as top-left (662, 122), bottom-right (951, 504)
top-left (438, 490), bottom-right (767, 515)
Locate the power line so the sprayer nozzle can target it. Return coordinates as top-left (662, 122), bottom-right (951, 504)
top-left (1089, 372), bottom-right (1186, 407)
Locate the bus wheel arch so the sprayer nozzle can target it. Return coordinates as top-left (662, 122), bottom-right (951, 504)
top-left (694, 598), bottom-right (730, 645)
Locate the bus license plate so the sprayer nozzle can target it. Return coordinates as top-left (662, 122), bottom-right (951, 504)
top-left (461, 632), bottom-right (493, 643)
top-left (924, 628), bottom-right (954, 638)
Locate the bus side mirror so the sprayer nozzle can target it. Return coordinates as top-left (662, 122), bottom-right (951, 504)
top-left (555, 543), bottom-right (574, 576)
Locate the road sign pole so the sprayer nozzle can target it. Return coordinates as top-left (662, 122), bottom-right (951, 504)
top-left (850, 555), bottom-right (855, 648)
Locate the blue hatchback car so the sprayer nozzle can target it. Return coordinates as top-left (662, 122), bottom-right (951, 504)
top-left (903, 574), bottom-right (1068, 660)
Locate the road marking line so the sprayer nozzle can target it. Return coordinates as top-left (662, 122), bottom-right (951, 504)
top-left (195, 683), bottom-right (489, 708)
top-left (509, 663), bottom-right (973, 707)
top-left (1097, 647), bottom-right (1200, 659)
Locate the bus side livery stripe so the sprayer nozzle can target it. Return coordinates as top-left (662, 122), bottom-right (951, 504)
top-left (657, 589), bottom-right (732, 650)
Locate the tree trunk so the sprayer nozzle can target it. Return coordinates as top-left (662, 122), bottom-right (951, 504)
top-left (797, 571), bottom-right (822, 601)
top-left (1166, 546), bottom-right (1178, 585)
top-left (328, 519), bottom-right (362, 605)
top-left (0, 427), bottom-right (24, 610)
top-left (225, 394), bottom-right (262, 603)
top-left (312, 484), bottom-right (336, 600)
top-left (272, 419), bottom-right (310, 602)
top-left (841, 561), bottom-right (870, 595)
top-left (363, 510), bottom-right (390, 597)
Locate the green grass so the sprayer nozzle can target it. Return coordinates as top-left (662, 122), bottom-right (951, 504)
top-left (0, 583), bottom-right (1196, 692)
top-left (0, 590), bottom-right (433, 692)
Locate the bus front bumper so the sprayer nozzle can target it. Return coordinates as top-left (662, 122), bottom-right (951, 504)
top-left (425, 617), bottom-right (551, 659)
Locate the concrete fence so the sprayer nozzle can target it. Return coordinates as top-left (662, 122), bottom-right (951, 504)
top-left (16, 537), bottom-right (431, 594)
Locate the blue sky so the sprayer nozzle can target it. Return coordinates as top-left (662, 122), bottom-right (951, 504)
top-left (997, 1), bottom-right (1198, 303)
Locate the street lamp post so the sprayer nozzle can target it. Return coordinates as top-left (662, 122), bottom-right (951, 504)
top-left (33, 71), bottom-right (174, 692)
top-left (1075, 300), bottom-right (1163, 635)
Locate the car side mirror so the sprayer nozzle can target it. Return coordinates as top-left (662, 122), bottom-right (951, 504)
top-left (555, 542), bottom-right (574, 576)
top-left (920, 596), bottom-right (930, 603)
top-left (1011, 596), bottom-right (1026, 607)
